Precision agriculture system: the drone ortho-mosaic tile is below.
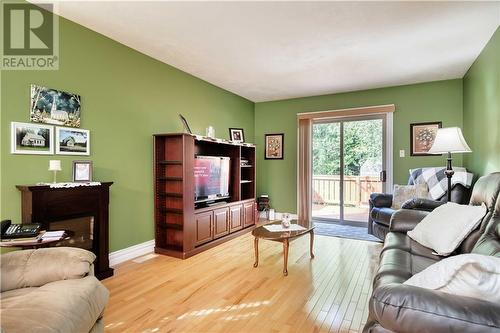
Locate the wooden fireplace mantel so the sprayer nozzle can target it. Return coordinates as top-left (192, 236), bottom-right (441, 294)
top-left (16, 182), bottom-right (114, 280)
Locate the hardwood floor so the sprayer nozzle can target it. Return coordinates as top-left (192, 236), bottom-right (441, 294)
top-left (102, 232), bottom-right (382, 333)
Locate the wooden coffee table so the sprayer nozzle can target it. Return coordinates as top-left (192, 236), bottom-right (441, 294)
top-left (252, 220), bottom-right (315, 276)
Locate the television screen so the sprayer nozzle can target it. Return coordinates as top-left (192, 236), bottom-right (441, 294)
top-left (194, 156), bottom-right (230, 202)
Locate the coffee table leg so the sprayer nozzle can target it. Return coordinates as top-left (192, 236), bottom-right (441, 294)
top-left (310, 230), bottom-right (315, 259)
top-left (283, 239), bottom-right (289, 276)
top-left (253, 237), bottom-right (259, 268)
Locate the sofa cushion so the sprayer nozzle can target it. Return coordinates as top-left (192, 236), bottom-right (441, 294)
top-left (371, 207), bottom-right (395, 227)
top-left (404, 254), bottom-right (500, 303)
top-left (1, 247), bottom-right (96, 292)
top-left (0, 287), bottom-right (38, 300)
top-left (391, 184), bottom-right (428, 209)
top-left (0, 276), bottom-right (109, 333)
top-left (407, 202), bottom-right (487, 256)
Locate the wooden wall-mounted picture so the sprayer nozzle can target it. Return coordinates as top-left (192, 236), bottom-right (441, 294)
top-left (265, 133), bottom-right (284, 160)
top-left (410, 122), bottom-right (442, 156)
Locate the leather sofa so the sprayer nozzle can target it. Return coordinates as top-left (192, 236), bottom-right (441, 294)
top-left (368, 177), bottom-right (471, 241)
top-left (0, 247), bottom-right (109, 333)
top-left (364, 172), bottom-right (500, 333)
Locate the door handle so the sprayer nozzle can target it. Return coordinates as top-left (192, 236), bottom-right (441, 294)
top-left (380, 170), bottom-right (387, 182)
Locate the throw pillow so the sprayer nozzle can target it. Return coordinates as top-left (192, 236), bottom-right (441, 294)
top-left (391, 184), bottom-right (428, 209)
top-left (404, 253), bottom-right (500, 303)
top-left (407, 202), bottom-right (487, 256)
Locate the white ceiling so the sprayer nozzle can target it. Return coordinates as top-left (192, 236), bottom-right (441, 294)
top-left (48, 1), bottom-right (499, 102)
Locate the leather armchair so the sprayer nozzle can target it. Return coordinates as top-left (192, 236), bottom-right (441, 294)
top-left (368, 177), bottom-right (471, 241)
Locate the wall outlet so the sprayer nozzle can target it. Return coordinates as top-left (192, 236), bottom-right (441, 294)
top-left (399, 149), bottom-right (405, 157)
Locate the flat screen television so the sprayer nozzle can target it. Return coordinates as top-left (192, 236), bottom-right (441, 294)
top-left (194, 156), bottom-right (230, 202)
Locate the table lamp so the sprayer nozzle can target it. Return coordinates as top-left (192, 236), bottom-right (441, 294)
top-left (428, 127), bottom-right (471, 201)
top-left (48, 160), bottom-right (62, 184)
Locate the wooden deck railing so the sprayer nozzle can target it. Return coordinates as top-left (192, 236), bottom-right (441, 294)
top-left (312, 175), bottom-right (382, 206)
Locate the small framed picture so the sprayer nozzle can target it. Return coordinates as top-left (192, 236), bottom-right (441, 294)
top-left (265, 133), bottom-right (284, 160)
top-left (410, 121), bottom-right (442, 156)
top-left (11, 122), bottom-right (54, 155)
top-left (56, 127), bottom-right (90, 155)
top-left (72, 160), bottom-right (93, 182)
top-left (229, 128), bottom-right (245, 143)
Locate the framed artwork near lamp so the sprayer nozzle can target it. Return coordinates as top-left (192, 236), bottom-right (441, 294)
top-left (410, 121), bottom-right (442, 156)
top-left (72, 160), bottom-right (93, 182)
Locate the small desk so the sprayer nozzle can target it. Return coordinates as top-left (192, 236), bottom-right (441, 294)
top-left (252, 220), bottom-right (315, 276)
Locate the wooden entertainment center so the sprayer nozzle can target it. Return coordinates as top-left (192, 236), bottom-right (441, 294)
top-left (153, 133), bottom-right (256, 259)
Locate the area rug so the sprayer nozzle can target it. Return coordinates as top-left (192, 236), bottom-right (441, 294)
top-left (313, 222), bottom-right (381, 242)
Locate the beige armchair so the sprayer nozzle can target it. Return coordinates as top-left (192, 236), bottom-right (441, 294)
top-left (1, 247), bottom-right (109, 333)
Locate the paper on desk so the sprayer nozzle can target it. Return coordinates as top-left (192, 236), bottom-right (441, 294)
top-left (42, 231), bottom-right (65, 239)
top-left (263, 224), bottom-right (306, 232)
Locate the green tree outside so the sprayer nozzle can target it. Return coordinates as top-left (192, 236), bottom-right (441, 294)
top-left (312, 120), bottom-right (383, 176)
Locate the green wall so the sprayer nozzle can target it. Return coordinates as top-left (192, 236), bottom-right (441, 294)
top-left (463, 27), bottom-right (500, 176)
top-left (255, 80), bottom-right (463, 213)
top-left (0, 16), bottom-right (254, 252)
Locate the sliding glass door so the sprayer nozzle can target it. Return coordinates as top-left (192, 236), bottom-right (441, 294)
top-left (312, 115), bottom-right (386, 226)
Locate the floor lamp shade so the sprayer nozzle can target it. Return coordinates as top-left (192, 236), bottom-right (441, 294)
top-left (428, 127), bottom-right (471, 202)
top-left (428, 127), bottom-right (472, 154)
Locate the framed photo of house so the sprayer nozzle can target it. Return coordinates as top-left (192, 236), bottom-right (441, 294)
top-left (30, 84), bottom-right (81, 128)
top-left (410, 121), bottom-right (442, 156)
top-left (55, 127), bottom-right (90, 155)
top-left (229, 128), bottom-right (245, 143)
top-left (11, 122), bottom-right (54, 155)
top-left (72, 160), bottom-right (93, 182)
top-left (265, 133), bottom-right (284, 160)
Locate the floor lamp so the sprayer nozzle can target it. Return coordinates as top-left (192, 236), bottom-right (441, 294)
top-left (428, 127), bottom-right (471, 202)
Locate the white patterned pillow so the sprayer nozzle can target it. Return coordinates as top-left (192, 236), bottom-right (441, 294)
top-left (404, 254), bottom-right (500, 303)
top-left (391, 184), bottom-right (429, 209)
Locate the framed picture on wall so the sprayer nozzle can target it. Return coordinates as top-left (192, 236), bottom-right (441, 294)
top-left (55, 127), bottom-right (90, 155)
top-left (265, 133), bottom-right (284, 160)
top-left (410, 121), bottom-right (442, 156)
top-left (30, 84), bottom-right (82, 128)
top-left (10, 122), bottom-right (54, 155)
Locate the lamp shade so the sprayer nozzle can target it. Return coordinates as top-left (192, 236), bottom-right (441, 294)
top-left (48, 160), bottom-right (62, 171)
top-left (428, 127), bottom-right (472, 154)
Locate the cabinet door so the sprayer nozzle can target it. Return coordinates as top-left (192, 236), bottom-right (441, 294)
top-left (229, 205), bottom-right (243, 232)
top-left (213, 207), bottom-right (230, 239)
top-left (195, 211), bottom-right (213, 246)
top-left (243, 202), bottom-right (256, 228)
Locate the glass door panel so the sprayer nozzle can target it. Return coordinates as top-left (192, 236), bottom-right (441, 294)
top-left (311, 115), bottom-right (386, 225)
top-left (311, 122), bottom-right (341, 220)
top-left (343, 119), bottom-right (384, 224)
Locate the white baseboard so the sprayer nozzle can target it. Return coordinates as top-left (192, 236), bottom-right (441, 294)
top-left (109, 239), bottom-right (155, 267)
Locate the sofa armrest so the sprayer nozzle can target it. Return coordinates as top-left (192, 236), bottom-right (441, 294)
top-left (1, 247), bottom-right (96, 292)
top-left (371, 283), bottom-right (500, 333)
top-left (370, 193), bottom-right (393, 208)
top-left (401, 198), bottom-right (445, 211)
top-left (389, 209), bottom-right (428, 233)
